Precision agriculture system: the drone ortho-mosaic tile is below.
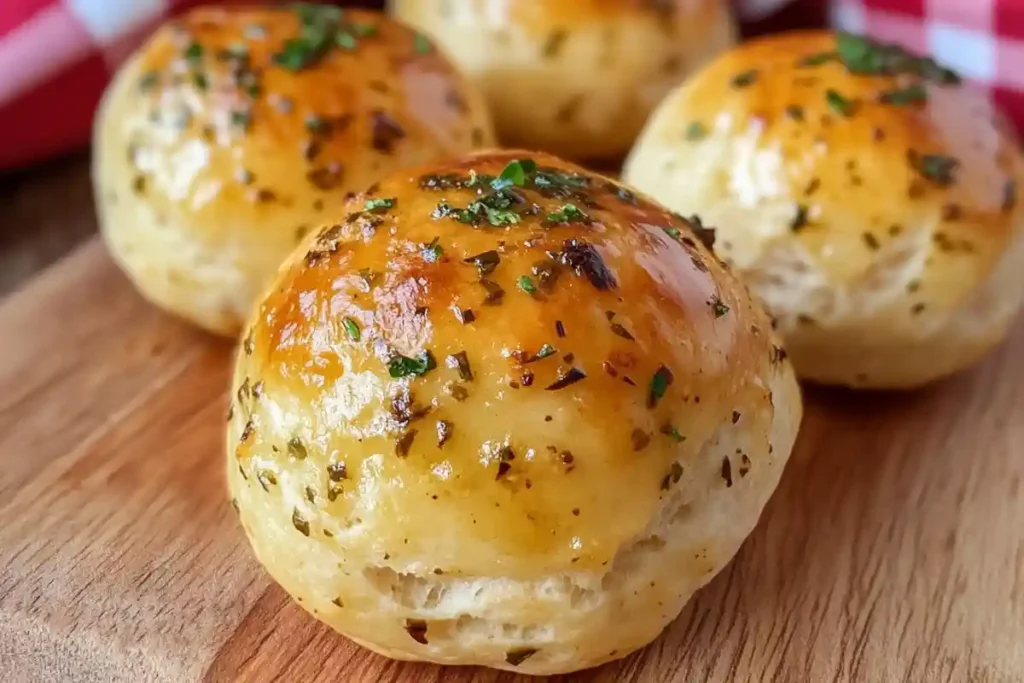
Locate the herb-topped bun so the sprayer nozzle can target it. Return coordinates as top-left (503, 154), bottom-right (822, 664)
top-left (227, 149), bottom-right (802, 675)
top-left (624, 30), bottom-right (1024, 389)
top-left (93, 5), bottom-right (494, 336)
top-left (388, 0), bottom-right (735, 162)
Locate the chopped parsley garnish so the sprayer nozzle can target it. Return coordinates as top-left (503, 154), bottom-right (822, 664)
top-left (660, 424), bottom-right (685, 442)
top-left (274, 4), bottom-right (376, 71)
top-left (686, 121), bottom-right (707, 140)
top-left (388, 351), bottom-right (437, 378)
top-left (413, 33), bottom-right (432, 54)
top-left (545, 367), bottom-right (586, 391)
top-left (546, 203), bottom-right (588, 224)
top-left (492, 158), bottom-right (537, 190)
top-left (826, 89), bottom-right (856, 117)
top-left (663, 227), bottom-right (681, 240)
top-left (732, 69), bottom-right (758, 87)
top-left (648, 365), bottom-right (673, 408)
top-left (532, 168), bottom-right (589, 196)
top-left (342, 317), bottom-right (360, 341)
top-left (798, 51), bottom-right (836, 67)
top-left (517, 275), bottom-right (538, 295)
top-left (836, 31), bottom-right (884, 74)
top-left (230, 110), bottom-right (252, 131)
top-left (335, 31), bottom-right (357, 50)
top-left (526, 344), bottom-right (557, 362)
top-left (192, 72), bottom-right (208, 91)
top-left (909, 151), bottom-right (958, 186)
top-left (436, 191), bottom-right (522, 227)
top-left (138, 71), bottom-right (160, 92)
top-left (364, 197), bottom-right (396, 212)
top-left (421, 237), bottom-right (443, 263)
top-left (710, 296), bottom-right (730, 318)
top-left (462, 250), bottom-right (500, 275)
top-left (184, 41), bottom-right (204, 63)
top-left (834, 31), bottom-right (960, 85)
top-left (879, 83), bottom-right (927, 105)
top-left (785, 105), bottom-right (805, 121)
top-left (305, 114), bottom-right (329, 134)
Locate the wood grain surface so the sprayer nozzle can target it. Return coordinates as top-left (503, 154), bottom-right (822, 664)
top-left (1, 239), bottom-right (1023, 683)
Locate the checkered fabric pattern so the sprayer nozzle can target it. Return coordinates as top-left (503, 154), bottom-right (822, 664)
top-left (0, 0), bottom-right (230, 170)
top-left (832, 0), bottom-right (1024, 133)
top-left (0, 1), bottom-right (1022, 170)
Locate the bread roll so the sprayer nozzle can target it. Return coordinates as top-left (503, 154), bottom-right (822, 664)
top-left (93, 5), bottom-right (494, 335)
top-left (388, 0), bottom-right (735, 161)
top-left (624, 30), bottom-right (1024, 389)
top-left (227, 149), bottom-right (802, 674)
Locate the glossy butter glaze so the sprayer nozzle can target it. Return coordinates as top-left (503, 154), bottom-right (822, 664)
top-left (94, 5), bottom-right (494, 333)
top-left (625, 30), bottom-right (1024, 387)
top-left (229, 150), bottom-right (787, 578)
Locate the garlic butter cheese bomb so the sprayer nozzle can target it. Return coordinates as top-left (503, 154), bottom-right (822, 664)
top-left (227, 150), bottom-right (802, 675)
top-left (389, 0), bottom-right (735, 161)
top-left (93, 5), bottom-right (494, 335)
top-left (624, 31), bottom-right (1024, 388)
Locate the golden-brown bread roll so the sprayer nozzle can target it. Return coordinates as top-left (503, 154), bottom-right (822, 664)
top-left (388, 0), bottom-right (735, 161)
top-left (227, 149), bottom-right (802, 674)
top-left (93, 5), bottom-right (494, 335)
top-left (624, 30), bottom-right (1024, 389)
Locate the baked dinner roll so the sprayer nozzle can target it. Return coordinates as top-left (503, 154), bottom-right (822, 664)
top-left (624, 30), bottom-right (1024, 389)
top-left (227, 150), bottom-right (802, 674)
top-left (388, 0), bottom-right (735, 161)
top-left (93, 5), bottom-right (494, 336)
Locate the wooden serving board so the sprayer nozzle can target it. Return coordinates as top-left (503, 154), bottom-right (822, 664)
top-left (1, 239), bottom-right (1023, 683)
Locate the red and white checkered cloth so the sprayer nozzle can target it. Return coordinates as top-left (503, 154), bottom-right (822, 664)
top-left (0, 0), bottom-right (221, 170)
top-left (0, 0), bottom-right (1022, 171)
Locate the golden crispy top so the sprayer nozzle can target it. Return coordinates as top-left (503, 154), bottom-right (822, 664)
top-left (646, 30), bottom-right (1023, 288)
top-left (229, 150), bottom-right (789, 578)
top-left (101, 5), bottom-right (493, 244)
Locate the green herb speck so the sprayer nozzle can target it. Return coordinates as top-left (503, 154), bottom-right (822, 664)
top-left (388, 351), bottom-right (437, 378)
top-left (686, 121), bottom-right (707, 140)
top-left (364, 197), bottom-right (396, 212)
top-left (517, 275), bottom-right (538, 295)
top-left (342, 317), bottom-right (360, 341)
top-left (826, 89), bottom-right (856, 117)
